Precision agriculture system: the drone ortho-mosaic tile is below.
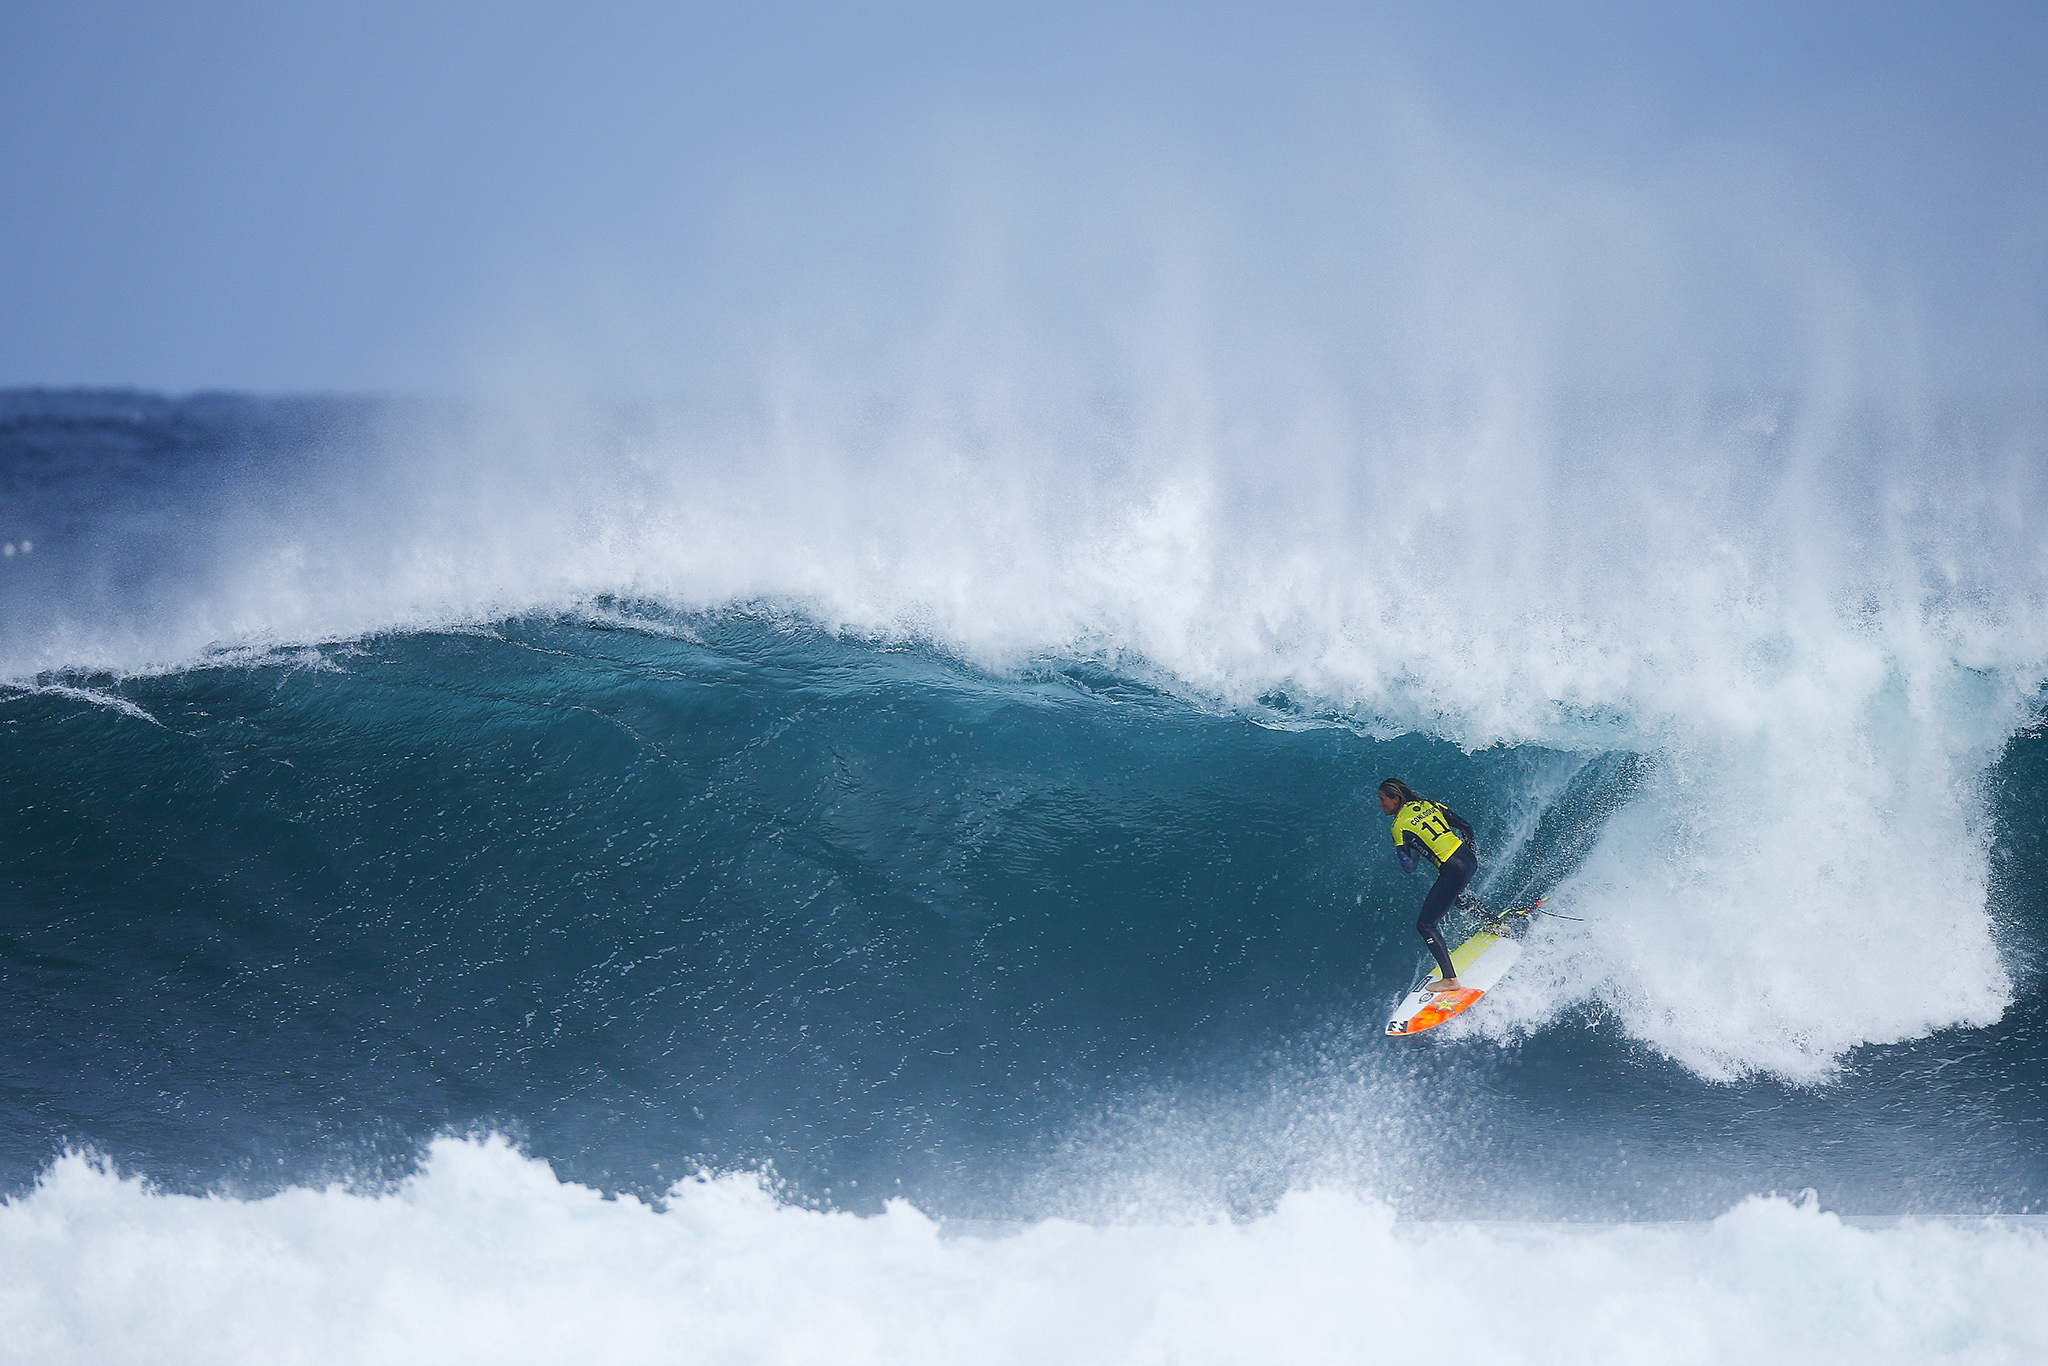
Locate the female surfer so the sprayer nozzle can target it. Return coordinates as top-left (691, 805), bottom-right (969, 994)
top-left (1378, 778), bottom-right (1477, 993)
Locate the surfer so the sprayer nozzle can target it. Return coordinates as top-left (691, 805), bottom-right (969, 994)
top-left (1378, 778), bottom-right (1478, 994)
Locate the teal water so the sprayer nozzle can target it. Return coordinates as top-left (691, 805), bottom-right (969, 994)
top-left (4, 609), bottom-right (2042, 1221)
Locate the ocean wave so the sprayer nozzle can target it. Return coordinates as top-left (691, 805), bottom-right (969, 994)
top-left (4, 389), bottom-right (2046, 1138)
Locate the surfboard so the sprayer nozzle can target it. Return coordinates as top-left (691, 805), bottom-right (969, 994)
top-left (1384, 900), bottom-right (1541, 1037)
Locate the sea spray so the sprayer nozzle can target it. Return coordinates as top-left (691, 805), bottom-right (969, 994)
top-left (5, 388), bottom-right (2042, 1079)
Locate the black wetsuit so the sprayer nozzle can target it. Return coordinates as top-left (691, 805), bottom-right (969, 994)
top-left (1414, 843), bottom-right (1477, 981)
top-left (1396, 804), bottom-right (1478, 981)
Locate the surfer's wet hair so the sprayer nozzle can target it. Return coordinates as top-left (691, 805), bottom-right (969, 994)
top-left (1378, 778), bottom-right (1421, 806)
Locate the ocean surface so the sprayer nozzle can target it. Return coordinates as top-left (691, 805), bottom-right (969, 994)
top-left (3, 388), bottom-right (2047, 1363)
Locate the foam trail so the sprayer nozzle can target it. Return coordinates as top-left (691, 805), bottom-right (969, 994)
top-left (1, 685), bottom-right (161, 725)
top-left (1, 1136), bottom-right (2043, 1366)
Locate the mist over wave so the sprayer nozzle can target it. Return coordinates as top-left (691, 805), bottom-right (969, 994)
top-left (6, 349), bottom-right (2044, 1085)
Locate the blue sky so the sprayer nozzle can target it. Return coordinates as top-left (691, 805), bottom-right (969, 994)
top-left (3, 1), bottom-right (2042, 391)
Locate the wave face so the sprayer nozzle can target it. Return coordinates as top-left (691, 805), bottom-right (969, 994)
top-left (3, 390), bottom-right (2048, 1355)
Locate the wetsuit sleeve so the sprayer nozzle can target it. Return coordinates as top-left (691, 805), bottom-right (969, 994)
top-left (1395, 831), bottom-right (1422, 874)
top-left (1444, 807), bottom-right (1476, 855)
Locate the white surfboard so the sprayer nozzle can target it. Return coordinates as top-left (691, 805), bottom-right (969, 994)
top-left (1384, 902), bottom-right (1537, 1036)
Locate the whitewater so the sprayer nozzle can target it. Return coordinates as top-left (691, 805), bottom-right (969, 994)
top-left (4, 1136), bottom-right (2045, 1366)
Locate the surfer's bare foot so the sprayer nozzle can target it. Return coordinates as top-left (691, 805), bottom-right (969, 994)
top-left (1426, 977), bottom-right (1463, 993)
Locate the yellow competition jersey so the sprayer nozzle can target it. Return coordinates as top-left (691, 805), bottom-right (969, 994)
top-left (1390, 800), bottom-right (1464, 868)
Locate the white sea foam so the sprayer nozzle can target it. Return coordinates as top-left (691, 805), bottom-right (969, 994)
top-left (1, 1135), bottom-right (2043, 1366)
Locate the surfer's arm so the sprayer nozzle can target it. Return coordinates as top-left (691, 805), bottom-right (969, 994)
top-left (1395, 832), bottom-right (1422, 874)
